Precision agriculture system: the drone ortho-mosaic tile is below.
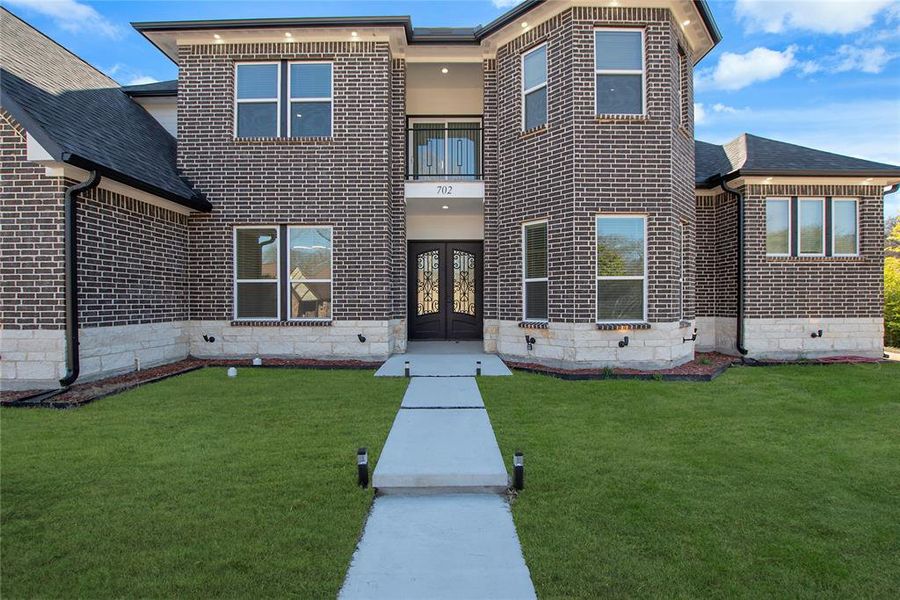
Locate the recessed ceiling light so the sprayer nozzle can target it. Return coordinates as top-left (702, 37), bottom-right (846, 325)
top-left (351, 31), bottom-right (358, 37)
top-left (284, 32), bottom-right (292, 38)
top-left (441, 67), bottom-right (449, 74)
top-left (682, 19), bottom-right (691, 26)
top-left (442, 205), bottom-right (449, 210)
top-left (521, 21), bottom-right (528, 28)
top-left (213, 34), bottom-right (221, 39)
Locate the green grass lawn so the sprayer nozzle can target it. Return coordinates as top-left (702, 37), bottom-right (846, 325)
top-left (481, 363), bottom-right (900, 599)
top-left (1, 368), bottom-right (406, 599)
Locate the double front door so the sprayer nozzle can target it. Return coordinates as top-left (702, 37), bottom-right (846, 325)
top-left (408, 241), bottom-right (483, 340)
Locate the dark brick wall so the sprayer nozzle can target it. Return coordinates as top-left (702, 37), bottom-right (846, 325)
top-left (492, 7), bottom-right (694, 325)
top-left (696, 183), bottom-right (883, 321)
top-left (742, 183), bottom-right (884, 318)
top-left (1, 110), bottom-right (189, 331)
top-left (77, 185), bottom-right (188, 326)
top-left (695, 192), bottom-right (737, 318)
top-left (389, 58), bottom-right (406, 320)
top-left (483, 58), bottom-right (499, 321)
top-left (177, 41), bottom-right (394, 321)
top-left (1, 110), bottom-right (65, 329)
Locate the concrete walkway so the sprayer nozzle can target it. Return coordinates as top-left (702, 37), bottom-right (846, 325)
top-left (375, 341), bottom-right (512, 377)
top-left (340, 348), bottom-right (536, 599)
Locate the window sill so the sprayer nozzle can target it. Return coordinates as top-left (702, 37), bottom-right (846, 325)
top-left (520, 124), bottom-right (549, 140)
top-left (519, 320), bottom-right (549, 329)
top-left (230, 320), bottom-right (333, 327)
top-left (233, 137), bottom-right (334, 145)
top-left (765, 255), bottom-right (864, 263)
top-left (596, 322), bottom-right (651, 330)
top-left (595, 115), bottom-right (649, 123)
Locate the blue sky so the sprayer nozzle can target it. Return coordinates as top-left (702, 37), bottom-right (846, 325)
top-left (7, 0), bottom-right (899, 216)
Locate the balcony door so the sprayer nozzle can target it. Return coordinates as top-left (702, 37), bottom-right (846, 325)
top-left (408, 118), bottom-right (481, 180)
top-left (408, 241), bottom-right (483, 340)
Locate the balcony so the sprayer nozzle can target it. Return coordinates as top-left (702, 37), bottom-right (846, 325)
top-left (406, 119), bottom-right (482, 181)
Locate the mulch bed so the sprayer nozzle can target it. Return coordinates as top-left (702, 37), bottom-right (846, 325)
top-left (0, 357), bottom-right (382, 409)
top-left (507, 352), bottom-right (737, 381)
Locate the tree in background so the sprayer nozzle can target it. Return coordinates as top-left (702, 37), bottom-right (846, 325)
top-left (886, 220), bottom-right (900, 348)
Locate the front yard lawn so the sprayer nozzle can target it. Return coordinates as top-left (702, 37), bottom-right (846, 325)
top-left (1, 368), bottom-right (405, 598)
top-left (482, 363), bottom-right (900, 599)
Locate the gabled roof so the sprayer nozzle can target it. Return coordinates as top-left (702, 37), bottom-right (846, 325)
top-left (0, 8), bottom-right (208, 211)
top-left (695, 133), bottom-right (900, 187)
top-left (122, 79), bottom-right (178, 97)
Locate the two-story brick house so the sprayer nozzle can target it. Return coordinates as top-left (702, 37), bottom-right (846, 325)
top-left (2, 1), bottom-right (899, 390)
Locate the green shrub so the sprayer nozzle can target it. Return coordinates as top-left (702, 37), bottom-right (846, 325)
top-left (885, 256), bottom-right (900, 348)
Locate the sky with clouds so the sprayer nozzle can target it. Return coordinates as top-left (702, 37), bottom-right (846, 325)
top-left (6, 0), bottom-right (899, 216)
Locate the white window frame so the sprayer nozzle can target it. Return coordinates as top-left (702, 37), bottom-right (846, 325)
top-left (233, 225), bottom-right (281, 321)
top-left (798, 197), bottom-right (826, 257)
top-left (286, 225), bottom-right (334, 322)
top-left (595, 214), bottom-right (648, 324)
top-left (522, 220), bottom-right (549, 322)
top-left (765, 198), bottom-right (792, 257)
top-left (676, 47), bottom-right (687, 127)
top-left (831, 198), bottom-right (860, 257)
top-left (593, 27), bottom-right (646, 117)
top-left (234, 62), bottom-right (282, 139)
top-left (521, 43), bottom-right (548, 131)
top-left (287, 61), bottom-right (334, 138)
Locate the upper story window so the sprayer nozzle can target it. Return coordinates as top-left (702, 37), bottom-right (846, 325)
top-left (765, 197), bottom-right (858, 257)
top-left (522, 44), bottom-right (548, 131)
top-left (235, 63), bottom-right (281, 138)
top-left (596, 215), bottom-right (647, 322)
top-left (289, 63), bottom-right (333, 138)
top-left (595, 29), bottom-right (645, 116)
top-left (523, 221), bottom-right (548, 321)
top-left (235, 61), bottom-right (333, 139)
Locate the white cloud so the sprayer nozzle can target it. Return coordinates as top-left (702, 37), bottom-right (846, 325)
top-left (491, 0), bottom-right (525, 8)
top-left (694, 103), bottom-right (708, 125)
top-left (125, 76), bottom-right (159, 86)
top-left (5, 0), bottom-right (122, 38)
top-left (833, 44), bottom-right (895, 73)
top-left (735, 0), bottom-right (896, 35)
top-left (696, 46), bottom-right (797, 91)
top-left (712, 103), bottom-right (740, 114)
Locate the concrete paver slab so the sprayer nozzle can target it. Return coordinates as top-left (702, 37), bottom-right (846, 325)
top-left (373, 407), bottom-right (508, 490)
top-left (401, 377), bottom-right (484, 408)
top-left (339, 494), bottom-right (537, 600)
top-left (375, 353), bottom-right (511, 377)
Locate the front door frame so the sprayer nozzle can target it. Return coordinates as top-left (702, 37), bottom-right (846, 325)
top-left (407, 240), bottom-right (484, 341)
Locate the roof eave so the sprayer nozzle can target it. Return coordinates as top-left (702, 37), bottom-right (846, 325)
top-left (63, 152), bottom-right (211, 212)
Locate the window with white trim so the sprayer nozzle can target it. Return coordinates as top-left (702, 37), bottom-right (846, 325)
top-left (235, 63), bottom-right (280, 138)
top-left (523, 221), bottom-right (548, 321)
top-left (766, 198), bottom-right (791, 256)
top-left (596, 216), bottom-right (646, 322)
top-left (595, 29), bottom-right (645, 116)
top-left (288, 226), bottom-right (333, 319)
top-left (522, 44), bottom-right (548, 131)
top-left (234, 227), bottom-right (280, 319)
top-left (832, 199), bottom-right (858, 256)
top-left (289, 63), bottom-right (333, 138)
top-left (798, 198), bottom-right (825, 256)
top-left (676, 47), bottom-right (687, 127)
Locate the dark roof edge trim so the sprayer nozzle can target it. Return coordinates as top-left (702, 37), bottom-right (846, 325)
top-left (474, 0), bottom-right (544, 39)
top-left (0, 89), bottom-right (66, 160)
top-left (62, 153), bottom-right (211, 212)
top-left (124, 89), bottom-right (177, 98)
top-left (697, 168), bottom-right (900, 189)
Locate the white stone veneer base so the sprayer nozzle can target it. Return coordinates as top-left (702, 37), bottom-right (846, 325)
top-left (695, 317), bottom-right (739, 356)
top-left (485, 319), bottom-right (696, 370)
top-left (743, 317), bottom-right (883, 360)
top-left (189, 320), bottom-right (406, 361)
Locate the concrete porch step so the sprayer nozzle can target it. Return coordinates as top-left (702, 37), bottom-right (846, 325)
top-left (375, 353), bottom-right (511, 377)
top-left (373, 407), bottom-right (508, 492)
top-left (339, 494), bottom-right (536, 600)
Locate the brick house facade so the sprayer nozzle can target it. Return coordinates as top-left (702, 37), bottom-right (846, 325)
top-left (2, 2), bottom-right (899, 390)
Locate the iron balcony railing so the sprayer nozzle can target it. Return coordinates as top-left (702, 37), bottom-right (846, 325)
top-left (406, 121), bottom-right (483, 180)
